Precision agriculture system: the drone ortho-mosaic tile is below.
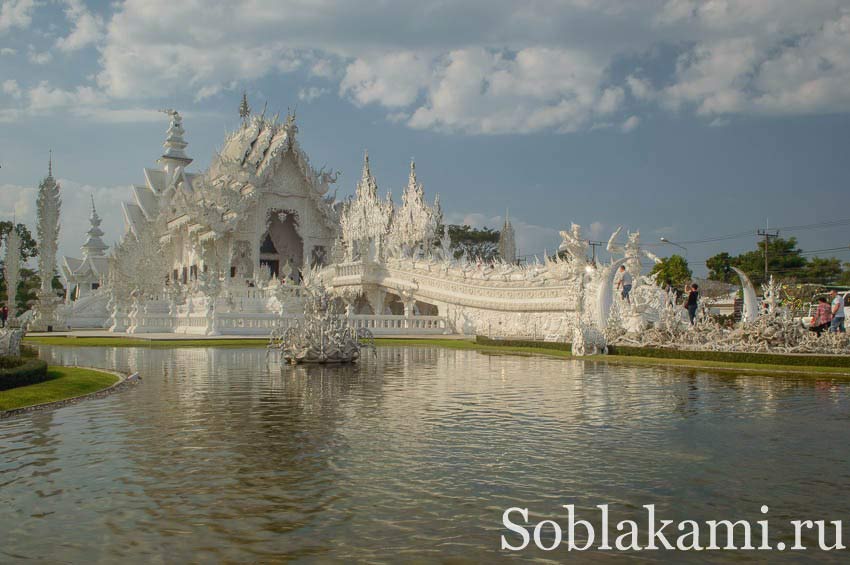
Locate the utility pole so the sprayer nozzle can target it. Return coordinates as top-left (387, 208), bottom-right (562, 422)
top-left (757, 222), bottom-right (779, 282)
top-left (588, 241), bottom-right (602, 266)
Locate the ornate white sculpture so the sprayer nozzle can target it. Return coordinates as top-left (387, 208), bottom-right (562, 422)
top-left (4, 224), bottom-right (22, 324)
top-left (732, 267), bottom-right (759, 323)
top-left (340, 152), bottom-right (393, 261)
top-left (269, 282), bottom-right (374, 363)
top-left (32, 156), bottom-right (62, 330)
top-left (387, 160), bottom-right (441, 256)
top-left (558, 223), bottom-right (589, 269)
top-left (607, 227), bottom-right (661, 278)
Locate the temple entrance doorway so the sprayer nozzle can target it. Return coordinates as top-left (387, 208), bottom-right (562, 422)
top-left (260, 210), bottom-right (303, 282)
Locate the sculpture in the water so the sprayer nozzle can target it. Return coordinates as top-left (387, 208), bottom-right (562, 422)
top-left (270, 283), bottom-right (374, 364)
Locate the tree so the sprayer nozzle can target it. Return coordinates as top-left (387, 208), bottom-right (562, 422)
top-left (442, 224), bottom-right (501, 261)
top-left (650, 254), bottom-right (692, 289)
top-left (0, 223), bottom-right (40, 313)
top-left (734, 236), bottom-right (806, 286)
top-left (838, 263), bottom-right (850, 287)
top-left (0, 221), bottom-right (37, 260)
top-left (706, 252), bottom-right (735, 283)
top-left (801, 257), bottom-right (842, 284)
top-left (706, 237), bottom-right (809, 287)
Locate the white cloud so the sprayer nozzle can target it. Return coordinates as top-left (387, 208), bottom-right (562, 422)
top-left (2, 79), bottom-right (21, 99)
top-left (7, 0), bottom-right (850, 133)
top-left (588, 221), bottom-right (606, 239)
top-left (0, 183), bottom-right (36, 220)
top-left (621, 115), bottom-right (640, 132)
top-left (341, 51), bottom-right (431, 108)
top-left (310, 58), bottom-right (336, 79)
top-left (24, 81), bottom-right (162, 122)
top-left (0, 47), bottom-right (16, 55)
top-left (298, 86), bottom-right (328, 102)
top-left (0, 0), bottom-right (35, 34)
top-left (405, 47), bottom-right (617, 134)
top-left (27, 48), bottom-right (52, 65)
top-left (55, 0), bottom-right (104, 52)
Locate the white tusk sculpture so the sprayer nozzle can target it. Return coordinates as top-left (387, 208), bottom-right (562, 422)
top-left (595, 257), bottom-right (629, 329)
top-left (731, 267), bottom-right (759, 323)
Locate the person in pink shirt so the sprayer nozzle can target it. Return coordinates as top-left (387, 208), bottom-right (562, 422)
top-left (809, 296), bottom-right (832, 336)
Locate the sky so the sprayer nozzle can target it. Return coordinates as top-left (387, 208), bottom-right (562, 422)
top-left (1, 0), bottom-right (850, 276)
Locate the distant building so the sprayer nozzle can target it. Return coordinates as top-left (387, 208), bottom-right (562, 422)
top-left (498, 210), bottom-right (517, 264)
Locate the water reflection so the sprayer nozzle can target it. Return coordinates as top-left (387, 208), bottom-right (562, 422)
top-left (0, 345), bottom-right (848, 562)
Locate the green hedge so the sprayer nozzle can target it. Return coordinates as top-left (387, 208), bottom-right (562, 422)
top-left (474, 336), bottom-right (850, 368)
top-left (606, 345), bottom-right (850, 368)
top-left (475, 335), bottom-right (571, 353)
top-left (0, 357), bottom-right (50, 391)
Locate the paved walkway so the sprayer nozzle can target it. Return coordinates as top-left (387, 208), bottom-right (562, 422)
top-left (27, 330), bottom-right (473, 341)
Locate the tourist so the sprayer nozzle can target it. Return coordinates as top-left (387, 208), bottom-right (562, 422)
top-left (0, 305), bottom-right (6, 327)
top-left (684, 283), bottom-right (699, 324)
top-left (616, 265), bottom-right (633, 303)
top-left (810, 297), bottom-right (832, 336)
top-left (828, 289), bottom-right (845, 333)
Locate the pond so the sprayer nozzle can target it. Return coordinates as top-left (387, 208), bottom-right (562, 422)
top-left (1, 345), bottom-right (849, 562)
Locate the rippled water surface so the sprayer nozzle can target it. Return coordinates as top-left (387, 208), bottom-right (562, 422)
top-left (2, 346), bottom-right (850, 562)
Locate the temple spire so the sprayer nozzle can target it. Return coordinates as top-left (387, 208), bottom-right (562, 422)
top-left (499, 209), bottom-right (517, 264)
top-left (81, 196), bottom-right (108, 259)
top-left (239, 91), bottom-right (251, 121)
top-left (357, 150), bottom-right (378, 199)
top-left (48, 149), bottom-right (53, 178)
top-left (157, 109), bottom-right (192, 169)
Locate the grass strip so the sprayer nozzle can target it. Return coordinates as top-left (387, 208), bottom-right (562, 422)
top-left (0, 366), bottom-right (119, 411)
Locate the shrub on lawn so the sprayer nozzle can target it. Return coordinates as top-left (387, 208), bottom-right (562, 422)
top-left (475, 335), bottom-right (571, 353)
top-left (0, 357), bottom-right (49, 391)
top-left (606, 345), bottom-right (850, 368)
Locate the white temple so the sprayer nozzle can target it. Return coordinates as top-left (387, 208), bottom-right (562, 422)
top-left (62, 197), bottom-right (109, 300)
top-left (43, 100), bottom-right (669, 342)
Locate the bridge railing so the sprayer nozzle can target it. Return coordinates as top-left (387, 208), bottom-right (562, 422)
top-left (348, 314), bottom-right (447, 335)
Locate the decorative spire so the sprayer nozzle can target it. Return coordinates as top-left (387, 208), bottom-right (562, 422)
top-left (81, 196), bottom-right (109, 258)
top-left (357, 150), bottom-right (378, 199)
top-left (157, 109), bottom-right (192, 168)
top-left (239, 90), bottom-right (251, 121)
top-left (36, 155), bottom-right (61, 293)
top-left (499, 209), bottom-right (517, 264)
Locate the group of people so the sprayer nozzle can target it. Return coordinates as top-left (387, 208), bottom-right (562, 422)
top-left (615, 265), bottom-right (701, 324)
top-left (810, 289), bottom-right (846, 335)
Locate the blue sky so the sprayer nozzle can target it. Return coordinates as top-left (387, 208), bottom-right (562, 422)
top-left (1, 0), bottom-right (850, 275)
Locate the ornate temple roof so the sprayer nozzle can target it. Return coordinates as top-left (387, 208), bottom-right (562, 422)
top-left (81, 197), bottom-right (109, 258)
top-left (120, 100), bottom-right (341, 244)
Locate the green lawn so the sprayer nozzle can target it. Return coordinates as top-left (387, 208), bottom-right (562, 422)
top-left (0, 367), bottom-right (120, 411)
